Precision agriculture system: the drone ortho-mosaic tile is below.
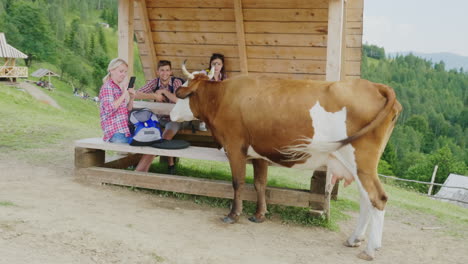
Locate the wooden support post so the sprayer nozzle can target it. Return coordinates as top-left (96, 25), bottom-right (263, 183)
top-left (326, 0), bottom-right (347, 81)
top-left (428, 165), bottom-right (439, 195)
top-left (310, 170), bottom-right (339, 217)
top-left (233, 0), bottom-right (249, 74)
top-left (75, 147), bottom-right (105, 169)
top-left (118, 0), bottom-right (135, 76)
top-left (133, 0), bottom-right (158, 82)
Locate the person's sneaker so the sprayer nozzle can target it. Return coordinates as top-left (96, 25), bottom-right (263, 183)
top-left (168, 165), bottom-right (176, 175)
top-left (199, 122), bottom-right (207, 131)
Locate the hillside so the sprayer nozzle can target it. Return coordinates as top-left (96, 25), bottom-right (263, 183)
top-left (389, 51), bottom-right (468, 72)
top-left (0, 0), bottom-right (145, 96)
top-left (363, 45), bottom-right (468, 190)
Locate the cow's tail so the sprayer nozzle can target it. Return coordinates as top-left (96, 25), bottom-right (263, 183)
top-left (280, 83), bottom-right (396, 161)
top-left (338, 82), bottom-right (397, 146)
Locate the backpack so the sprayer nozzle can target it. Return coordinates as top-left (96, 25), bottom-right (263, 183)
top-left (128, 108), bottom-right (163, 146)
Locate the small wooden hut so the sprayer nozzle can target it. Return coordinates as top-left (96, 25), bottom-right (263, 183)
top-left (118, 0), bottom-right (363, 82)
top-left (31, 68), bottom-right (60, 90)
top-left (0, 32), bottom-right (28, 80)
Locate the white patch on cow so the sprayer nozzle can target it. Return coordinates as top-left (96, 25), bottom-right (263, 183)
top-left (246, 146), bottom-right (278, 164)
top-left (276, 101), bottom-right (385, 257)
top-left (170, 97), bottom-right (195, 122)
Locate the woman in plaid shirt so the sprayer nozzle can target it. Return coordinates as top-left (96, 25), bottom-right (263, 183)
top-left (99, 58), bottom-right (136, 143)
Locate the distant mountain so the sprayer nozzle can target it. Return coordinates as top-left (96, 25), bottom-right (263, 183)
top-left (388, 52), bottom-right (468, 71)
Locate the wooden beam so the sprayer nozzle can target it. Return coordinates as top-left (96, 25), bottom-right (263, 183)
top-left (233, 0), bottom-right (248, 74)
top-left (326, 0), bottom-right (346, 81)
top-left (78, 167), bottom-right (325, 207)
top-left (134, 0), bottom-right (157, 82)
top-left (118, 0), bottom-right (134, 75)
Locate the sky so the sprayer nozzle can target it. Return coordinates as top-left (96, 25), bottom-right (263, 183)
top-left (363, 0), bottom-right (468, 56)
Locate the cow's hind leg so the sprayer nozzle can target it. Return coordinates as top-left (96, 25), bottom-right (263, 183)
top-left (344, 194), bottom-right (370, 247)
top-left (249, 159), bottom-right (269, 223)
top-left (353, 177), bottom-right (387, 261)
top-left (223, 149), bottom-right (247, 224)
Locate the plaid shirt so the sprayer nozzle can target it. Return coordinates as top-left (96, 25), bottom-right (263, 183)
top-left (138, 76), bottom-right (184, 102)
top-left (99, 79), bottom-right (130, 141)
top-left (138, 76), bottom-right (184, 121)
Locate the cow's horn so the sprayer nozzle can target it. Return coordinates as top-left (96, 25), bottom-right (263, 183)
top-left (207, 65), bottom-right (215, 80)
top-left (182, 60), bottom-right (195, 79)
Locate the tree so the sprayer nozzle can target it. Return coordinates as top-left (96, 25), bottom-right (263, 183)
top-left (5, 1), bottom-right (56, 65)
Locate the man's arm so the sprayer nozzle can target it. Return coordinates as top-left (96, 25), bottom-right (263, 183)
top-left (134, 78), bottom-right (159, 100)
top-left (160, 89), bottom-right (178, 103)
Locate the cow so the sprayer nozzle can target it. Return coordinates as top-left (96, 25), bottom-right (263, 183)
top-left (170, 62), bottom-right (402, 261)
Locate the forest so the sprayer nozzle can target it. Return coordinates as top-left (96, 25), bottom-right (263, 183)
top-left (1, 0), bottom-right (467, 192)
top-left (363, 45), bottom-right (468, 191)
top-left (0, 0), bottom-right (118, 91)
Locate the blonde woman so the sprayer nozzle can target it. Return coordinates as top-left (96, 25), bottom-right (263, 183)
top-left (99, 58), bottom-right (136, 144)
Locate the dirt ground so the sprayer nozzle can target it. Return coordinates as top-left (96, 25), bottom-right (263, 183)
top-left (0, 144), bottom-right (467, 264)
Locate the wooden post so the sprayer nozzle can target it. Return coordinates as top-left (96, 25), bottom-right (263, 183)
top-left (75, 147), bottom-right (105, 169)
top-left (310, 170), bottom-right (339, 217)
top-left (48, 73), bottom-right (51, 90)
top-left (133, 0), bottom-right (158, 82)
top-left (326, 0), bottom-right (347, 81)
top-left (118, 0), bottom-right (135, 76)
top-left (427, 165), bottom-right (439, 195)
top-left (233, 0), bottom-right (249, 74)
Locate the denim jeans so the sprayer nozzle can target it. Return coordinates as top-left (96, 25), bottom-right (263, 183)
top-left (109, 133), bottom-right (131, 144)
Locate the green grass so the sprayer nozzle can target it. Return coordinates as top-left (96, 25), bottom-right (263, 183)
top-left (0, 82), bottom-right (101, 156)
top-left (0, 201), bottom-right (15, 207)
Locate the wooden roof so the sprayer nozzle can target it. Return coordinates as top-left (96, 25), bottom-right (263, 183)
top-left (0, 33), bottom-right (28, 59)
top-left (31, 68), bottom-right (60, 78)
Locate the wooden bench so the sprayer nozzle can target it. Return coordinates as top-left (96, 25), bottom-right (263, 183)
top-left (75, 101), bottom-right (338, 217)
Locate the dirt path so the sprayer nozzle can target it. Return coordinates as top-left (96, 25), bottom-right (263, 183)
top-left (16, 81), bottom-right (61, 109)
top-left (0, 146), bottom-right (466, 264)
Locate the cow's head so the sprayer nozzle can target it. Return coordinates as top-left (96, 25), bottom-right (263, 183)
top-left (170, 61), bottom-right (214, 122)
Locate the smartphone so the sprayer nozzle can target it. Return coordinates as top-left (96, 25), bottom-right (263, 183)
top-left (128, 76), bottom-right (136, 89)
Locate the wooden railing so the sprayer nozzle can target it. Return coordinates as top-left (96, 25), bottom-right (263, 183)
top-left (0, 66), bottom-right (28, 78)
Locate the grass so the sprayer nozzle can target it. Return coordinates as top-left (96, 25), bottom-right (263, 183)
top-left (1, 80), bottom-right (467, 234)
top-left (0, 82), bottom-right (101, 163)
top-left (0, 201), bottom-right (15, 207)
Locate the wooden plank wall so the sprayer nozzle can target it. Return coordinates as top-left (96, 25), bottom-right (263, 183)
top-left (144, 0), bottom-right (363, 80)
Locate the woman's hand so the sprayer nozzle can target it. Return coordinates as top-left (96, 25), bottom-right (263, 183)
top-left (128, 88), bottom-right (136, 100)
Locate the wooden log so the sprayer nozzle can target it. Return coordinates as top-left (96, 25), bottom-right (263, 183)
top-left (118, 0), bottom-right (134, 75)
top-left (233, 0), bottom-right (249, 74)
top-left (326, 0), bottom-right (346, 81)
top-left (134, 0), bottom-right (157, 81)
top-left (75, 147), bottom-right (105, 169)
top-left (77, 167), bottom-right (325, 207)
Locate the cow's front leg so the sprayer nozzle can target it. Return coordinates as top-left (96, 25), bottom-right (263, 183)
top-left (249, 159), bottom-right (268, 223)
top-left (223, 149), bottom-right (247, 224)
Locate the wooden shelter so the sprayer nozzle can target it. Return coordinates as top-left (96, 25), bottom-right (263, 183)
top-left (0, 32), bottom-right (28, 80)
top-left (31, 68), bottom-right (60, 90)
top-left (119, 0), bottom-right (363, 82)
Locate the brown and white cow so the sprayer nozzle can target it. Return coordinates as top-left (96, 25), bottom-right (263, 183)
top-left (170, 63), bottom-right (402, 260)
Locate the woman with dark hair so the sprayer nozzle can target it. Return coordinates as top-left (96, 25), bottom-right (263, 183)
top-left (207, 53), bottom-right (227, 81)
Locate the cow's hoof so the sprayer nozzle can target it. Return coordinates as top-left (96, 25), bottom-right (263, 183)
top-left (343, 239), bottom-right (362, 247)
top-left (222, 215), bottom-right (238, 224)
top-left (248, 216), bottom-right (265, 223)
top-left (357, 251), bottom-right (374, 261)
